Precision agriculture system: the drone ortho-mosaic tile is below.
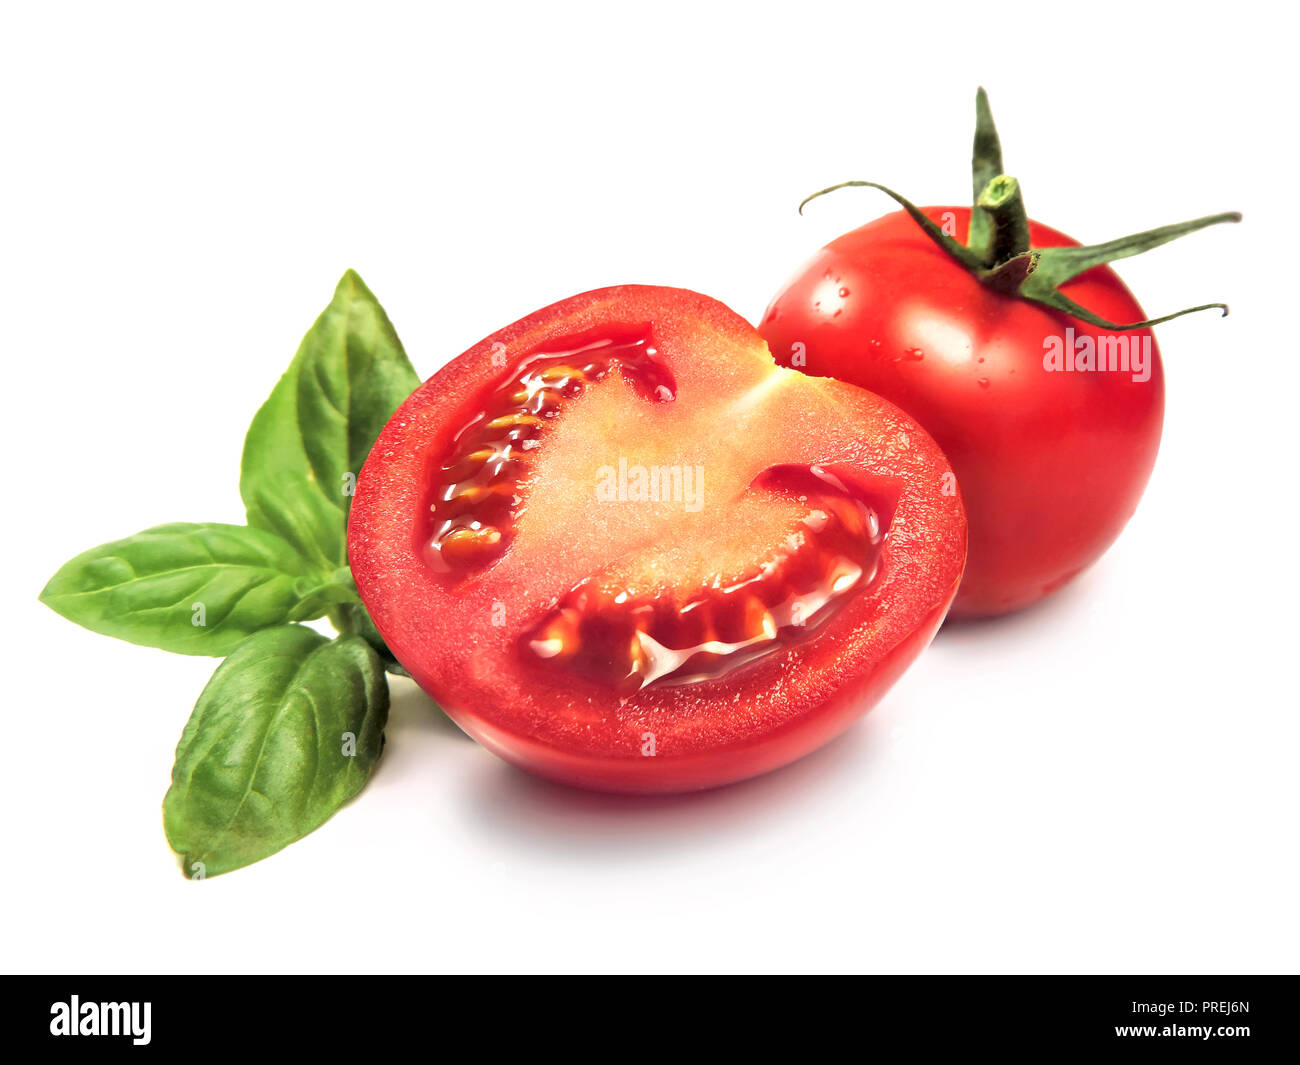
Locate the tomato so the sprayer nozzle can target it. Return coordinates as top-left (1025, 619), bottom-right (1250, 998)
top-left (760, 206), bottom-right (1165, 618)
top-left (349, 286), bottom-right (966, 793)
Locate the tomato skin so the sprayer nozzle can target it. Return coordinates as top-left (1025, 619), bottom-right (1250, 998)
top-left (350, 286), bottom-right (966, 793)
top-left (462, 598), bottom-right (950, 793)
top-left (760, 207), bottom-right (1164, 618)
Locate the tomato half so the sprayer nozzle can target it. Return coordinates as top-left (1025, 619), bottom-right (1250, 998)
top-left (349, 286), bottom-right (966, 793)
top-left (760, 207), bottom-right (1164, 618)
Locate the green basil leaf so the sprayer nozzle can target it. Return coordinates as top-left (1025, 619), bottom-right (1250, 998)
top-left (163, 625), bottom-right (389, 879)
top-left (39, 523), bottom-right (353, 656)
top-left (240, 269), bottom-right (420, 570)
top-left (292, 566), bottom-right (364, 620)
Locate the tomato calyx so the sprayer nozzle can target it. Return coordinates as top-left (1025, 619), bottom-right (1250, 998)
top-left (798, 88), bottom-right (1242, 331)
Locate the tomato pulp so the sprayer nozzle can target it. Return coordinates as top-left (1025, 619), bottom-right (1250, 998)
top-left (761, 207), bottom-right (1164, 618)
top-left (349, 286), bottom-right (966, 792)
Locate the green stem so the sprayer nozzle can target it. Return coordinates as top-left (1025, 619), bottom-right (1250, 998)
top-left (797, 89), bottom-right (1241, 332)
top-left (976, 174), bottom-right (1030, 265)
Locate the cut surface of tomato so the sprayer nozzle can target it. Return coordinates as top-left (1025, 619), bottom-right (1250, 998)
top-left (349, 286), bottom-right (966, 793)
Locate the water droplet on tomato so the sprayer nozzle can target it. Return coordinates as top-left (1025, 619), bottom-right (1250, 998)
top-left (977, 377), bottom-right (990, 389)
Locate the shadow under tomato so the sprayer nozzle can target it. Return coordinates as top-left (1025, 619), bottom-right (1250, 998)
top-left (457, 711), bottom-right (885, 863)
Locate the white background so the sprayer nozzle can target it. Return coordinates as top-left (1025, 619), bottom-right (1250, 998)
top-left (3, 1), bottom-right (1295, 974)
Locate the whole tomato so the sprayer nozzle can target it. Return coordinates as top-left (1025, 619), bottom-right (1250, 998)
top-left (761, 207), bottom-right (1163, 617)
top-left (761, 91), bottom-right (1237, 618)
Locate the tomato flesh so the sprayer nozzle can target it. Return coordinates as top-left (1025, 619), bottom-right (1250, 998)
top-left (423, 327), bottom-right (674, 573)
top-left (349, 286), bottom-right (966, 793)
top-left (520, 464), bottom-right (888, 695)
top-left (761, 208), bottom-right (1164, 618)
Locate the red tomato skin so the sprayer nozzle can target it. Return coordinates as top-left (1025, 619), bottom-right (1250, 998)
top-left (446, 596), bottom-right (950, 793)
top-left (349, 286), bottom-right (967, 793)
top-left (760, 207), bottom-right (1164, 618)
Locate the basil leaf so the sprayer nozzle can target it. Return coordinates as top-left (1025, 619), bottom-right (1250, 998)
top-left (240, 270), bottom-right (420, 570)
top-left (39, 523), bottom-right (354, 656)
top-left (163, 625), bottom-right (389, 879)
